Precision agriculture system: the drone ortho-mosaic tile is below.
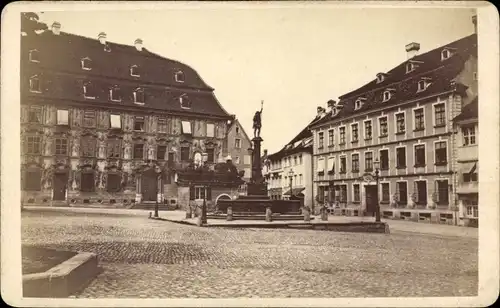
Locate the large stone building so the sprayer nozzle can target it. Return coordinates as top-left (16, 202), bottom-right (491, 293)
top-left (224, 118), bottom-right (252, 181)
top-left (264, 126), bottom-right (314, 210)
top-left (20, 21), bottom-right (237, 208)
top-left (309, 24), bottom-right (477, 223)
top-left (453, 97), bottom-right (478, 227)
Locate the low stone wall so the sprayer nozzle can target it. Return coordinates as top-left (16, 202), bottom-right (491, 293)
top-left (23, 251), bottom-right (101, 298)
top-left (310, 222), bottom-right (389, 234)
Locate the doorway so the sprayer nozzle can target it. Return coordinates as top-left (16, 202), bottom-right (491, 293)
top-left (141, 168), bottom-right (158, 202)
top-left (365, 184), bottom-right (378, 213)
top-left (53, 173), bottom-right (67, 201)
top-left (415, 181), bottom-right (427, 208)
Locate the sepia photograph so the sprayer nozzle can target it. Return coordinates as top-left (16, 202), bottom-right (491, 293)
top-left (1, 1), bottom-right (499, 307)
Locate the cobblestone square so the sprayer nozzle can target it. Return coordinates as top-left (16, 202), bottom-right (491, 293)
top-left (21, 210), bottom-right (478, 298)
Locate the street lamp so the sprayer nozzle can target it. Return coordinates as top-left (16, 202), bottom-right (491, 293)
top-left (201, 152), bottom-right (209, 224)
top-left (154, 166), bottom-right (162, 218)
top-left (288, 168), bottom-right (294, 200)
top-left (373, 158), bottom-right (381, 222)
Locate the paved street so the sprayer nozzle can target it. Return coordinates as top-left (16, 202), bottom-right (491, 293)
top-left (21, 210), bottom-right (478, 298)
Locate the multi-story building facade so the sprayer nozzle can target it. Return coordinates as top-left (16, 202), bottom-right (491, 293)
top-left (310, 26), bottom-right (477, 223)
top-left (264, 127), bottom-right (314, 210)
top-left (224, 118), bottom-right (252, 181)
top-left (453, 97), bottom-right (478, 227)
top-left (20, 22), bottom-right (235, 208)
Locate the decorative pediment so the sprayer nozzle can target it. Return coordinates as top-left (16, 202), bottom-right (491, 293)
top-left (78, 158), bottom-right (97, 170)
top-left (22, 161), bottom-right (43, 170)
top-left (131, 135), bottom-right (147, 142)
top-left (107, 133), bottom-right (123, 140)
top-left (205, 141), bottom-right (216, 149)
top-left (157, 137), bottom-right (170, 144)
top-left (179, 139), bottom-right (191, 146)
top-left (52, 131), bottom-right (69, 138)
top-left (106, 159), bottom-right (122, 170)
top-left (81, 130), bottom-right (97, 138)
top-left (52, 160), bottom-right (70, 173)
top-left (106, 165), bottom-right (122, 172)
top-left (23, 127), bottom-right (44, 135)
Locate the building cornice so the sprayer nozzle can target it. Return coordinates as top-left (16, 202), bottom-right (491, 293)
top-left (311, 90), bottom-right (455, 131)
top-left (312, 131), bottom-right (453, 156)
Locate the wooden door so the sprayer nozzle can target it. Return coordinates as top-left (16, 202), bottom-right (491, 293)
top-left (53, 173), bottom-right (67, 201)
top-left (365, 185), bottom-right (378, 213)
top-left (141, 169), bottom-right (157, 202)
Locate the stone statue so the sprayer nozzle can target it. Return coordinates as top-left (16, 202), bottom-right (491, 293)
top-left (253, 100), bottom-right (263, 138)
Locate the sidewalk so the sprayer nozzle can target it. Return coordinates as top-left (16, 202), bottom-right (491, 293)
top-left (22, 206), bottom-right (477, 238)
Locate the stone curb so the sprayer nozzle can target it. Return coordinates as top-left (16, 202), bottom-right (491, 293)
top-left (23, 252), bottom-right (102, 298)
top-left (149, 216), bottom-right (390, 234)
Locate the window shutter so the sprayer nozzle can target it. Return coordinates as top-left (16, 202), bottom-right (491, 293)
top-left (207, 187), bottom-right (212, 200)
top-left (414, 181), bottom-right (418, 203)
top-left (189, 186), bottom-right (195, 200)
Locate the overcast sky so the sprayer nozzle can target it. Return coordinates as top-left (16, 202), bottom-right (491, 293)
top-left (37, 5), bottom-right (475, 154)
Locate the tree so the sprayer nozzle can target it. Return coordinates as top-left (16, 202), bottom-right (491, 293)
top-left (21, 12), bottom-right (47, 35)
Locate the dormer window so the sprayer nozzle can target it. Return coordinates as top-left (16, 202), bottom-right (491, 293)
top-left (376, 73), bottom-right (386, 84)
top-left (417, 78), bottom-right (432, 93)
top-left (406, 62), bottom-right (415, 73)
top-left (441, 48), bottom-right (455, 61)
top-left (81, 57), bottom-right (92, 70)
top-left (83, 82), bottom-right (95, 99)
top-left (383, 90), bottom-right (392, 102)
top-left (109, 86), bottom-right (121, 102)
top-left (175, 71), bottom-right (185, 83)
top-left (133, 88), bottom-right (145, 104)
top-left (130, 65), bottom-right (140, 77)
top-left (179, 94), bottom-right (191, 109)
top-left (354, 98), bottom-right (365, 111)
top-left (29, 49), bottom-right (40, 63)
top-left (29, 75), bottom-right (41, 93)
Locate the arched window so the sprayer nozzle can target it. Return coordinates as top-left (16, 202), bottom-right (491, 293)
top-left (133, 88), bottom-right (145, 104)
top-left (441, 49), bottom-right (451, 61)
top-left (109, 85), bottom-right (122, 102)
top-left (406, 62), bottom-right (415, 74)
top-left (383, 90), bottom-right (392, 102)
top-left (179, 95), bottom-right (191, 109)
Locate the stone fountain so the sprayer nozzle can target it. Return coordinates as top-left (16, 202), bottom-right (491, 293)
top-left (214, 102), bottom-right (303, 220)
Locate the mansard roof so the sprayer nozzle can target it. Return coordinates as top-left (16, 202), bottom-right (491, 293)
top-left (312, 34), bottom-right (477, 128)
top-left (21, 30), bottom-right (231, 118)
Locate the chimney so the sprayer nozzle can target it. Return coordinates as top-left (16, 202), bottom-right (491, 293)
top-left (134, 38), bottom-right (143, 51)
top-left (98, 32), bottom-right (107, 45)
top-left (405, 42), bottom-right (420, 59)
top-left (316, 106), bottom-right (325, 117)
top-left (472, 15), bottom-right (477, 34)
top-left (263, 149), bottom-right (268, 157)
top-left (51, 21), bottom-right (61, 35)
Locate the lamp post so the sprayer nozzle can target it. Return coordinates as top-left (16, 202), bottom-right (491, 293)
top-left (373, 158), bottom-right (381, 222)
top-left (201, 152), bottom-right (209, 224)
top-left (154, 166), bottom-right (162, 218)
top-left (288, 168), bottom-right (294, 200)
